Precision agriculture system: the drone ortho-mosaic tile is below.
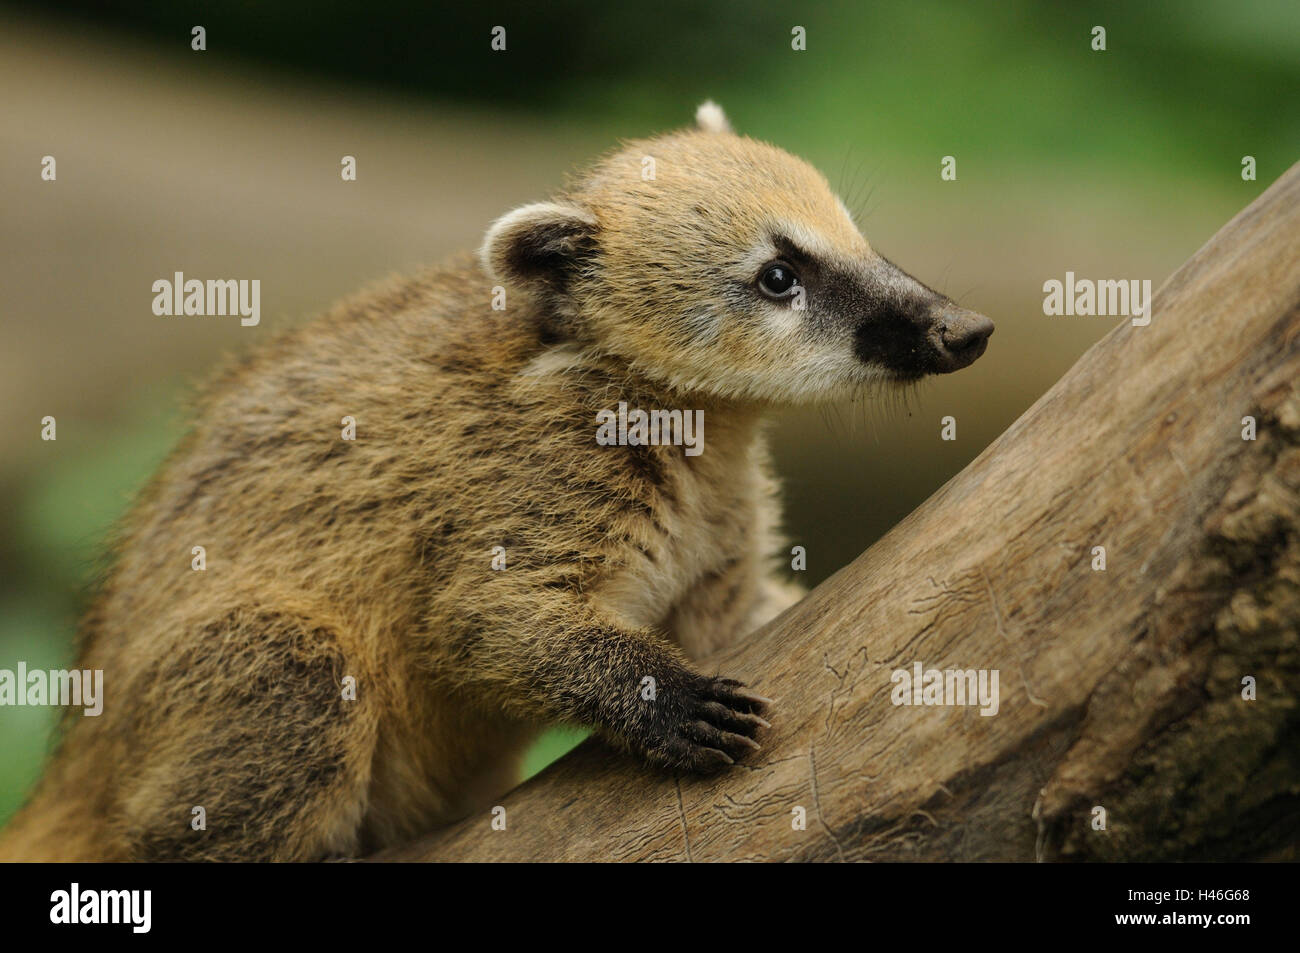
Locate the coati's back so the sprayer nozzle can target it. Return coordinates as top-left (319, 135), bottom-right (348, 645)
top-left (1, 257), bottom-right (542, 860)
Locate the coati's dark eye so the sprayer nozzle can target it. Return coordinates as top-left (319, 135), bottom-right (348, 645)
top-left (758, 262), bottom-right (799, 299)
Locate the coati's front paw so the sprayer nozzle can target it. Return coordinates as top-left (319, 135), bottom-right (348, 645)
top-left (631, 675), bottom-right (772, 774)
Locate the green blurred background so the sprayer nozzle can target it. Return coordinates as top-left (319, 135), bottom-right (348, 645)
top-left (1, 0), bottom-right (1297, 826)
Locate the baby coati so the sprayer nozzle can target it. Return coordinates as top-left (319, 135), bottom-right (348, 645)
top-left (1, 102), bottom-right (992, 861)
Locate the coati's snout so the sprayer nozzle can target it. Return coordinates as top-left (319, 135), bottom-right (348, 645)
top-left (929, 307), bottom-right (995, 372)
top-left (851, 256), bottom-right (994, 379)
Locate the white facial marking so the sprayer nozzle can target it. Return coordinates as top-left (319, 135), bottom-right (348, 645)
top-left (772, 218), bottom-right (840, 263)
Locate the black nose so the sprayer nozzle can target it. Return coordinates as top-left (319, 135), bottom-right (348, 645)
top-left (931, 307), bottom-right (994, 372)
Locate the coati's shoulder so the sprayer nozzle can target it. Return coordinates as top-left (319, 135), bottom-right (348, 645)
top-left (195, 251), bottom-right (550, 412)
top-left (112, 251), bottom-right (559, 554)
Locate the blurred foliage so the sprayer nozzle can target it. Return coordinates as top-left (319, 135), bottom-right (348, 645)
top-left (17, 0), bottom-right (1300, 177)
top-left (0, 386), bottom-right (183, 822)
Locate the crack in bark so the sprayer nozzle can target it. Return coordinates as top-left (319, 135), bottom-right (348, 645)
top-left (674, 778), bottom-right (693, 863)
top-left (808, 745), bottom-right (845, 862)
top-left (981, 567), bottom-right (1048, 708)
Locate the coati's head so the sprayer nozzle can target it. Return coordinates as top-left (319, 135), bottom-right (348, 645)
top-left (482, 102), bottom-right (992, 404)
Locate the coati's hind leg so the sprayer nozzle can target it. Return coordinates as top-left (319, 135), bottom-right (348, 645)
top-left (117, 604), bottom-right (378, 861)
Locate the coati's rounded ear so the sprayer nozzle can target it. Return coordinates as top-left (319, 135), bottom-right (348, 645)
top-left (695, 100), bottom-right (732, 134)
top-left (480, 201), bottom-right (599, 296)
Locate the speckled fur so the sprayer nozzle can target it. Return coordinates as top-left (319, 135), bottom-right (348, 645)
top-left (1, 104), bottom-right (982, 860)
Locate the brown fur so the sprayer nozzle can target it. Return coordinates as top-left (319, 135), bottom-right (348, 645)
top-left (0, 104), bottom-right (989, 860)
